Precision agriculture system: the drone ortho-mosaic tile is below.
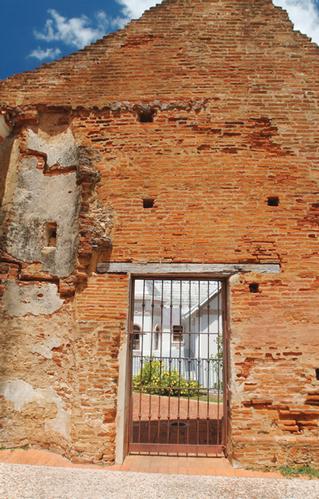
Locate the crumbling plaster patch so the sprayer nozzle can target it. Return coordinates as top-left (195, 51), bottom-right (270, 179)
top-left (0, 138), bottom-right (18, 221)
top-left (26, 128), bottom-right (79, 169)
top-left (0, 379), bottom-right (70, 440)
top-left (0, 115), bottom-right (11, 141)
top-left (4, 155), bottom-right (81, 277)
top-left (3, 281), bottom-right (63, 317)
top-left (31, 336), bottom-right (64, 359)
top-left (228, 273), bottom-right (247, 401)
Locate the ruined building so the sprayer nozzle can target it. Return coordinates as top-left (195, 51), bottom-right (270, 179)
top-left (0, 0), bottom-right (319, 468)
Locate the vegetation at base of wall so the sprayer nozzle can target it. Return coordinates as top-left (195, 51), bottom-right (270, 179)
top-left (0, 444), bottom-right (29, 451)
top-left (279, 465), bottom-right (319, 479)
top-left (133, 360), bottom-right (200, 397)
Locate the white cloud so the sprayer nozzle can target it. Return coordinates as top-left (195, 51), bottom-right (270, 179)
top-left (116, 0), bottom-right (159, 19)
top-left (272, 0), bottom-right (319, 44)
top-left (29, 8), bottom-right (128, 61)
top-left (28, 47), bottom-right (62, 61)
top-left (33, 9), bottom-right (122, 50)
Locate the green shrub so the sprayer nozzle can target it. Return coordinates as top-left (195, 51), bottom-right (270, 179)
top-left (133, 360), bottom-right (200, 397)
top-left (279, 465), bottom-right (319, 479)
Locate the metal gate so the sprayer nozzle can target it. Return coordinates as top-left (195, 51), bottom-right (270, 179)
top-left (128, 277), bottom-right (227, 456)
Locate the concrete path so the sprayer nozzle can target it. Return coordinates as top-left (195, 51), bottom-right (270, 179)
top-left (1, 462), bottom-right (319, 499)
top-left (0, 449), bottom-right (282, 477)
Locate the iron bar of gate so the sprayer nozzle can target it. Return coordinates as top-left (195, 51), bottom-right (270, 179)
top-left (196, 281), bottom-right (200, 446)
top-left (147, 280), bottom-right (155, 444)
top-left (157, 280), bottom-right (164, 444)
top-left (138, 280), bottom-right (146, 444)
top-left (129, 443), bottom-right (224, 455)
top-left (187, 280), bottom-right (191, 449)
top-left (216, 281), bottom-right (221, 448)
top-left (177, 280), bottom-right (182, 447)
top-left (206, 280), bottom-right (210, 448)
top-left (131, 331), bottom-right (220, 336)
top-left (129, 278), bottom-right (135, 450)
top-left (167, 280), bottom-right (173, 444)
top-left (222, 280), bottom-right (228, 451)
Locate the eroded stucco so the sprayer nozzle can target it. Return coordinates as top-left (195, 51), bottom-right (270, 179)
top-left (4, 154), bottom-right (81, 277)
top-left (31, 336), bottom-right (64, 360)
top-left (0, 115), bottom-right (11, 141)
top-left (26, 128), bottom-right (79, 169)
top-left (0, 379), bottom-right (70, 439)
top-left (3, 281), bottom-right (64, 317)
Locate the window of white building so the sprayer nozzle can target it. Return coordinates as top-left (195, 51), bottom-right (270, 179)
top-left (154, 325), bottom-right (160, 350)
top-left (172, 325), bottom-right (184, 343)
top-left (132, 324), bottom-right (141, 351)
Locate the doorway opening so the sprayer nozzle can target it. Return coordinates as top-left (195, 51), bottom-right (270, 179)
top-left (128, 277), bottom-right (227, 456)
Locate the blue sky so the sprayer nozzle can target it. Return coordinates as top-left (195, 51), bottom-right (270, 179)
top-left (1, 0), bottom-right (318, 81)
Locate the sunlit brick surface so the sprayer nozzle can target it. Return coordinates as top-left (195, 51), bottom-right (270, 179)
top-left (1, 0), bottom-right (319, 468)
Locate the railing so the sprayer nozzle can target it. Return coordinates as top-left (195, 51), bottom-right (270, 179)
top-left (132, 355), bottom-right (222, 390)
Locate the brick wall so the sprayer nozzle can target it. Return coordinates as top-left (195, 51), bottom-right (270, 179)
top-left (1, 0), bottom-right (319, 108)
top-left (0, 0), bottom-right (319, 467)
top-left (71, 274), bottom-right (128, 463)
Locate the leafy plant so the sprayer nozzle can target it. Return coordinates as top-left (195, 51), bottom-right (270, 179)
top-left (279, 465), bottom-right (319, 479)
top-left (133, 360), bottom-right (200, 397)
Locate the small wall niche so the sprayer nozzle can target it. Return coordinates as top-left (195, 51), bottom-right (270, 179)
top-left (45, 222), bottom-right (58, 247)
top-left (143, 198), bottom-right (155, 209)
top-left (249, 283), bottom-right (259, 294)
top-left (316, 369), bottom-right (319, 381)
top-left (267, 196), bottom-right (280, 207)
top-left (137, 108), bottom-right (155, 123)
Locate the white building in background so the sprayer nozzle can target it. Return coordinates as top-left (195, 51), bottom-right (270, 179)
top-left (132, 279), bottom-right (223, 388)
